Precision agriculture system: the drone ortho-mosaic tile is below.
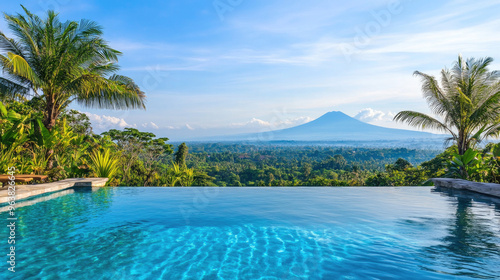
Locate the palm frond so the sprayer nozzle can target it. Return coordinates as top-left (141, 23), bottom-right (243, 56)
top-left (393, 110), bottom-right (453, 135)
top-left (0, 77), bottom-right (29, 98)
top-left (1, 53), bottom-right (40, 84)
top-left (71, 74), bottom-right (146, 110)
top-left (483, 122), bottom-right (500, 139)
top-left (0, 31), bottom-right (25, 55)
top-left (413, 71), bottom-right (452, 117)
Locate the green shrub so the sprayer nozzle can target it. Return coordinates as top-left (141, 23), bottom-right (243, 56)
top-left (88, 149), bottom-right (119, 182)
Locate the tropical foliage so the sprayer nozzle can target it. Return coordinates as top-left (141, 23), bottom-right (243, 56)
top-left (447, 145), bottom-right (500, 183)
top-left (88, 149), bottom-right (119, 180)
top-left (183, 143), bottom-right (442, 186)
top-left (394, 56), bottom-right (500, 155)
top-left (0, 99), bottom-right (214, 186)
top-left (0, 7), bottom-right (146, 132)
top-left (0, 100), bottom-right (35, 172)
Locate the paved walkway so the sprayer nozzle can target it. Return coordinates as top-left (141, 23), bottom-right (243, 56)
top-left (431, 178), bottom-right (500, 198)
top-left (0, 178), bottom-right (108, 204)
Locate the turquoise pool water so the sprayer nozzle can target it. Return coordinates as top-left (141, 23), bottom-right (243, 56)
top-left (1, 187), bottom-right (499, 279)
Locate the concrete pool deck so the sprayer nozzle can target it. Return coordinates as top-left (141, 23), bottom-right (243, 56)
top-left (0, 178), bottom-right (108, 204)
top-left (431, 178), bottom-right (500, 198)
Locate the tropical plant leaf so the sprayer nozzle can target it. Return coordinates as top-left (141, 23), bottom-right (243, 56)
top-left (4, 53), bottom-right (39, 83)
top-left (0, 101), bottom-right (7, 117)
top-left (88, 148), bottom-right (119, 181)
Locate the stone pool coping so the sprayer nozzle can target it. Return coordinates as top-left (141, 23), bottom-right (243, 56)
top-left (431, 178), bottom-right (500, 198)
top-left (0, 178), bottom-right (108, 204)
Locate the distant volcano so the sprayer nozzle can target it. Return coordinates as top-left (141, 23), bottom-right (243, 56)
top-left (212, 111), bottom-right (440, 141)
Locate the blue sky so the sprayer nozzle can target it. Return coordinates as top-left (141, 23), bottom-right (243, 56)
top-left (2, 0), bottom-right (500, 140)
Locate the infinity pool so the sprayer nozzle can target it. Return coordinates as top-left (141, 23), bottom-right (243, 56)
top-left (1, 187), bottom-right (499, 279)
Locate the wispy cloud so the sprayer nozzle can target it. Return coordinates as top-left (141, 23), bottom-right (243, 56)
top-left (230, 116), bottom-right (313, 129)
top-left (365, 20), bottom-right (500, 55)
top-left (122, 64), bottom-right (206, 72)
top-left (412, 0), bottom-right (500, 27)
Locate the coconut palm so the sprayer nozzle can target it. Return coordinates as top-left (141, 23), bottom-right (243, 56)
top-left (394, 55), bottom-right (500, 155)
top-left (0, 6), bottom-right (145, 131)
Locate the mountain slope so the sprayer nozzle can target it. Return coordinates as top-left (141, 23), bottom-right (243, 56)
top-left (221, 111), bottom-right (439, 141)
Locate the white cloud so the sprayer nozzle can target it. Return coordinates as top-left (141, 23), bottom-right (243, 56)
top-left (355, 108), bottom-right (394, 122)
top-left (235, 118), bottom-right (272, 128)
top-left (84, 112), bottom-right (133, 131)
top-left (141, 122), bottom-right (159, 129)
top-left (353, 108), bottom-right (433, 132)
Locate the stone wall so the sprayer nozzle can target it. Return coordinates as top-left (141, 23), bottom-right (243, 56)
top-left (431, 178), bottom-right (500, 198)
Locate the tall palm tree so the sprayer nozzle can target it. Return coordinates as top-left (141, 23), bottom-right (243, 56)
top-left (394, 55), bottom-right (500, 155)
top-left (0, 6), bottom-right (145, 131)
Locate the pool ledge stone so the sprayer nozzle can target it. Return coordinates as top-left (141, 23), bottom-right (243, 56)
top-left (431, 178), bottom-right (500, 198)
top-left (0, 178), bottom-right (108, 204)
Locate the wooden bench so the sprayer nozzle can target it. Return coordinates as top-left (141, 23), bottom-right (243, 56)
top-left (12, 175), bottom-right (48, 181)
top-left (0, 175), bottom-right (48, 188)
top-left (0, 176), bottom-right (33, 188)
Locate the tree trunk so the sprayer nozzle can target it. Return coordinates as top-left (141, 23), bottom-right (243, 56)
top-left (457, 130), bottom-right (466, 155)
top-left (43, 97), bottom-right (58, 170)
top-left (143, 170), bottom-right (153, 187)
top-left (457, 130), bottom-right (468, 178)
top-left (43, 97), bottom-right (58, 131)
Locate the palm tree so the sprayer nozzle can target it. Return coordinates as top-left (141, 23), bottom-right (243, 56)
top-left (0, 6), bottom-right (145, 131)
top-left (394, 55), bottom-right (500, 155)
